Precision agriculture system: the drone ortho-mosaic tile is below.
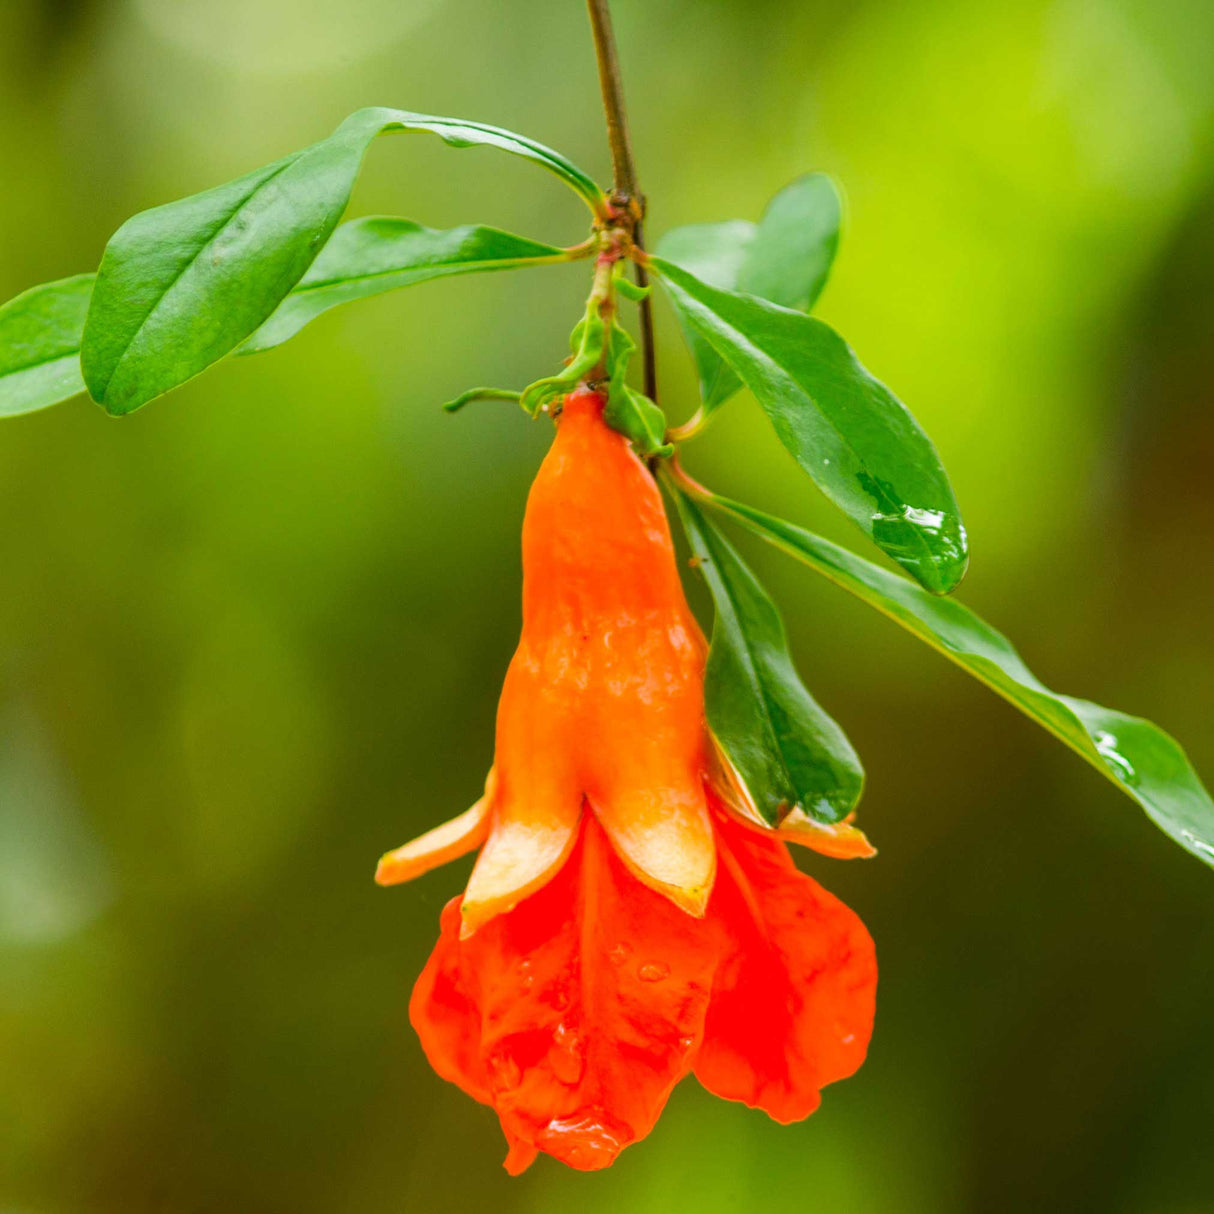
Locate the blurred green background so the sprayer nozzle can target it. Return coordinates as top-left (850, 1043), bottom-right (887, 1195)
top-left (2, 0), bottom-right (1212, 1210)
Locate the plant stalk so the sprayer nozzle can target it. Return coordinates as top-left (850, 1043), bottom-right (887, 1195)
top-left (586, 0), bottom-right (657, 402)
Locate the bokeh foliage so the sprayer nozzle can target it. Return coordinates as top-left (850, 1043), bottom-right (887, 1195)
top-left (1, 0), bottom-right (1212, 1211)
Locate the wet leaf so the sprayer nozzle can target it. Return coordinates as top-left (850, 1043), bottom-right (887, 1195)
top-left (704, 492), bottom-right (1214, 869)
top-left (672, 489), bottom-right (864, 826)
top-left (652, 255), bottom-right (968, 595)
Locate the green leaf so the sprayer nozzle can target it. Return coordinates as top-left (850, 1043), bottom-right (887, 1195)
top-left (671, 488), bottom-right (864, 827)
top-left (739, 173), bottom-right (841, 311)
top-left (241, 217), bottom-right (570, 354)
top-left (703, 492), bottom-right (1214, 870)
top-left (656, 174), bottom-right (841, 411)
top-left (1, 217), bottom-right (570, 417)
top-left (656, 221), bottom-right (754, 411)
top-left (81, 107), bottom-right (604, 414)
top-left (0, 275), bottom-right (93, 416)
top-left (652, 255), bottom-right (968, 595)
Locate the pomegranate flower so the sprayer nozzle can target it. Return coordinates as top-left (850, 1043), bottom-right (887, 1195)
top-left (376, 386), bottom-right (877, 1173)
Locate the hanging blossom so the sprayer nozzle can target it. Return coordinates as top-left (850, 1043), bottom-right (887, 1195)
top-left (376, 385), bottom-right (877, 1173)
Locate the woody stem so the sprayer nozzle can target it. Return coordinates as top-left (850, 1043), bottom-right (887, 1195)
top-left (586, 0), bottom-right (658, 403)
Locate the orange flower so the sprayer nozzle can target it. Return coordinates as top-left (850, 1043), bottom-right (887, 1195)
top-left (377, 385), bottom-right (877, 1173)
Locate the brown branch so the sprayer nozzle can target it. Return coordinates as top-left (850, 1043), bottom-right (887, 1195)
top-left (586, 0), bottom-right (657, 402)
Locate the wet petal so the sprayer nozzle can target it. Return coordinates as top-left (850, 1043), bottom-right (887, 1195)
top-left (411, 817), bottom-right (723, 1173)
top-left (375, 793), bottom-right (491, 886)
top-left (695, 812), bottom-right (877, 1123)
top-left (409, 897), bottom-right (492, 1104)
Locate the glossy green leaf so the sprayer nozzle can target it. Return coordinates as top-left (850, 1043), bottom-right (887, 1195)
top-left (671, 489), bottom-right (864, 826)
top-left (241, 217), bottom-right (570, 354)
top-left (81, 107), bottom-right (604, 414)
top-left (2, 217), bottom-right (568, 416)
top-left (702, 491), bottom-right (1214, 869)
top-left (0, 275), bottom-right (93, 416)
top-left (656, 174), bottom-right (841, 411)
top-left (652, 255), bottom-right (968, 595)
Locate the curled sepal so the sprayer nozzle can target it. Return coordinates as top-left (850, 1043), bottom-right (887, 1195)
top-left (443, 387), bottom-right (523, 413)
top-left (710, 738), bottom-right (874, 860)
top-left (518, 296), bottom-right (608, 417)
top-left (605, 384), bottom-right (671, 459)
top-left (602, 322), bottom-right (671, 458)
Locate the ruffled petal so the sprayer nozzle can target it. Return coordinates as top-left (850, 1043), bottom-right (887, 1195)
top-left (695, 810), bottom-right (877, 1123)
top-left (409, 896), bottom-right (492, 1104)
top-left (375, 790), bottom-right (492, 887)
top-left (410, 817), bottom-right (723, 1173)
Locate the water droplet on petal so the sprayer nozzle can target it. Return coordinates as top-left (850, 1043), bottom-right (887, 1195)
top-left (637, 961), bottom-right (670, 983)
top-left (549, 1022), bottom-right (586, 1084)
top-left (608, 943), bottom-right (631, 966)
top-left (490, 1053), bottom-right (522, 1091)
top-left (537, 1113), bottom-right (624, 1171)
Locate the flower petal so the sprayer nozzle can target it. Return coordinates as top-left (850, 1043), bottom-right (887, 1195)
top-left (375, 793), bottom-right (491, 887)
top-left (695, 811), bottom-right (877, 1123)
top-left (409, 896), bottom-right (492, 1104)
top-left (582, 616), bottom-right (717, 916)
top-left (461, 678), bottom-right (584, 935)
top-left (411, 817), bottom-right (723, 1173)
top-left (460, 809), bottom-right (581, 937)
top-left (589, 782), bottom-right (716, 917)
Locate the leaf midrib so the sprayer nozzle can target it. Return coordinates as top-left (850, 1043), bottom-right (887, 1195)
top-left (291, 250), bottom-right (565, 296)
top-left (94, 154), bottom-right (300, 399)
top-left (1, 349), bottom-right (81, 379)
top-left (666, 269), bottom-right (942, 579)
top-left (714, 500), bottom-right (1180, 818)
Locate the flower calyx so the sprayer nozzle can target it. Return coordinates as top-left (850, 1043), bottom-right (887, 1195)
top-left (440, 190), bottom-right (669, 458)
